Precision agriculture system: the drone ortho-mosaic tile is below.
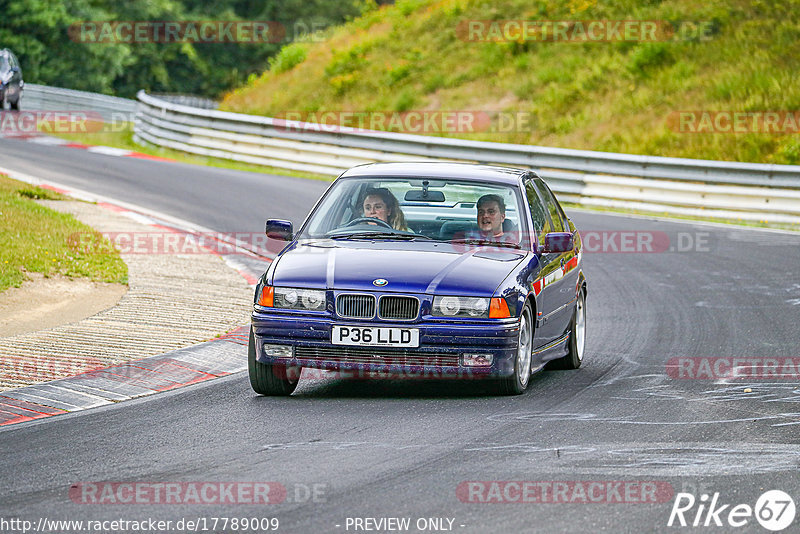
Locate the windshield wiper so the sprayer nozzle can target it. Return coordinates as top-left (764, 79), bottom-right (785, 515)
top-left (451, 238), bottom-right (521, 249)
top-left (330, 232), bottom-right (433, 241)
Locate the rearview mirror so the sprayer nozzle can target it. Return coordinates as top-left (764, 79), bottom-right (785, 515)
top-left (542, 232), bottom-right (574, 253)
top-left (265, 219), bottom-right (293, 241)
top-left (404, 190), bottom-right (445, 202)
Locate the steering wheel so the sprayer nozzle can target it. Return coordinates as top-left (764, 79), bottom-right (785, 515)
top-left (344, 217), bottom-right (393, 229)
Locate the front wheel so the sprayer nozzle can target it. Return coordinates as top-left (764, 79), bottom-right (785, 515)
top-left (248, 326), bottom-right (300, 395)
top-left (547, 290), bottom-right (586, 370)
top-left (497, 302), bottom-right (533, 395)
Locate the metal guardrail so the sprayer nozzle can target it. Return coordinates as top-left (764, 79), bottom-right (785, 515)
top-left (23, 84), bottom-right (137, 122)
top-left (14, 85), bottom-right (797, 224)
top-left (149, 94), bottom-right (218, 110)
top-left (135, 91), bottom-right (800, 224)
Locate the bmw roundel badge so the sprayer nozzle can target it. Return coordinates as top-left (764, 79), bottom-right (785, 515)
top-left (373, 278), bottom-right (388, 287)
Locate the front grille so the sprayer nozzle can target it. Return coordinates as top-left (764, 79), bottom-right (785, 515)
top-left (293, 346), bottom-right (460, 367)
top-left (336, 294), bottom-right (375, 319)
top-left (378, 296), bottom-right (419, 320)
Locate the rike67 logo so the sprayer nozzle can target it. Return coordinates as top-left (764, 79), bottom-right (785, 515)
top-left (668, 490), bottom-right (796, 531)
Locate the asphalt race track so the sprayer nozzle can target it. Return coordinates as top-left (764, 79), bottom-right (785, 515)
top-left (2, 138), bottom-right (799, 533)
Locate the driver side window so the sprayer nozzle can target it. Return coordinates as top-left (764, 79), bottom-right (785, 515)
top-left (525, 178), bottom-right (552, 249)
top-left (534, 178), bottom-right (567, 234)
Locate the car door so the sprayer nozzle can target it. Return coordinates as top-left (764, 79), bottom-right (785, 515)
top-left (533, 177), bottom-right (578, 340)
top-left (524, 177), bottom-right (564, 347)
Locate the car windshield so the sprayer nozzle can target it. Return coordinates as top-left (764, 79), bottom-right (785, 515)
top-left (0, 55), bottom-right (9, 71)
top-left (299, 176), bottom-right (527, 248)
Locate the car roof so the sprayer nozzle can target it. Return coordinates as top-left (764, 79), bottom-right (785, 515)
top-left (338, 162), bottom-right (530, 185)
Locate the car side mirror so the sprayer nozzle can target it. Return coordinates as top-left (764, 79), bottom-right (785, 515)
top-left (265, 219), bottom-right (293, 241)
top-left (542, 232), bottom-right (574, 253)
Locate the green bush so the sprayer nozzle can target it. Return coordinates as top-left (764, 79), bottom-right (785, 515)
top-left (423, 73), bottom-right (446, 93)
top-left (778, 137), bottom-right (800, 164)
top-left (628, 43), bottom-right (674, 76)
top-left (393, 90), bottom-right (416, 112)
top-left (269, 44), bottom-right (308, 74)
top-left (386, 63), bottom-right (412, 86)
top-left (325, 43), bottom-right (372, 78)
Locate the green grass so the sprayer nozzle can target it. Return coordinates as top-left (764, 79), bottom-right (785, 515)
top-left (219, 0), bottom-right (800, 165)
top-left (0, 175), bottom-right (128, 293)
top-left (50, 123), bottom-right (333, 182)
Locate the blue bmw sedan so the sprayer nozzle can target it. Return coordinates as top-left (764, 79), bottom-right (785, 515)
top-left (250, 162), bottom-right (586, 395)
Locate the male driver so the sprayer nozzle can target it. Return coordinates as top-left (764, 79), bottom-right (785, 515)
top-left (476, 194), bottom-right (506, 238)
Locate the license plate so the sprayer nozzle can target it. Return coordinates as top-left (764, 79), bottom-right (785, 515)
top-left (332, 326), bottom-right (419, 348)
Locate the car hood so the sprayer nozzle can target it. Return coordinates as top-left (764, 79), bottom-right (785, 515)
top-left (270, 240), bottom-right (527, 296)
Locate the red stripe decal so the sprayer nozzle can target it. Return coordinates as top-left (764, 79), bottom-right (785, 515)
top-left (533, 278), bottom-right (543, 296)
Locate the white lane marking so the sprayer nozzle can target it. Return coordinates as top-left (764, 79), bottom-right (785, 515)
top-left (222, 256), bottom-right (259, 286)
top-left (117, 210), bottom-right (159, 225)
top-left (85, 146), bottom-right (132, 156)
top-left (28, 136), bottom-right (70, 145)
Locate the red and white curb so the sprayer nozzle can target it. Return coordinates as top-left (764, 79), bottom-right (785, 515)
top-left (0, 166), bottom-right (274, 428)
top-left (0, 132), bottom-right (174, 161)
top-left (0, 326), bottom-right (249, 427)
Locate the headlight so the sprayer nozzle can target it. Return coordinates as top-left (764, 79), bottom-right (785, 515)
top-left (273, 287), bottom-right (326, 310)
top-left (432, 296), bottom-right (489, 318)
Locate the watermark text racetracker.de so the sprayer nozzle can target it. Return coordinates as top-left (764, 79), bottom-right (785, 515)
top-left (448, 230), bottom-right (711, 254)
top-left (667, 357), bottom-right (800, 380)
top-left (273, 110), bottom-right (536, 134)
top-left (579, 230), bottom-right (710, 254)
top-left (69, 481), bottom-right (327, 505)
top-left (69, 20), bottom-right (334, 44)
top-left (457, 480), bottom-right (674, 503)
top-left (668, 111), bottom-right (800, 134)
top-left (66, 230), bottom-right (713, 256)
top-left (0, 111), bottom-right (130, 135)
top-left (0, 356), bottom-right (104, 383)
top-left (457, 20), bottom-right (715, 42)
top-left (66, 231), bottom-right (286, 256)
top-left (70, 21), bottom-right (285, 43)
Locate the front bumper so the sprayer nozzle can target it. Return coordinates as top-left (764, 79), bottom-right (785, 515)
top-left (251, 309), bottom-right (520, 379)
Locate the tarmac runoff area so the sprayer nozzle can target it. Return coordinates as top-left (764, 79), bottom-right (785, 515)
top-left (0, 199), bottom-right (256, 426)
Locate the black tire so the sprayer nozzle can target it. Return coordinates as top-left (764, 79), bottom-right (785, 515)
top-left (497, 302), bottom-right (534, 395)
top-left (10, 95), bottom-right (20, 110)
top-left (547, 290), bottom-right (586, 370)
top-left (248, 326), bottom-right (300, 395)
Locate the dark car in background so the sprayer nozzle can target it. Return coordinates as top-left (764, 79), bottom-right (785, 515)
top-left (250, 162), bottom-right (587, 396)
top-left (0, 48), bottom-right (23, 110)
